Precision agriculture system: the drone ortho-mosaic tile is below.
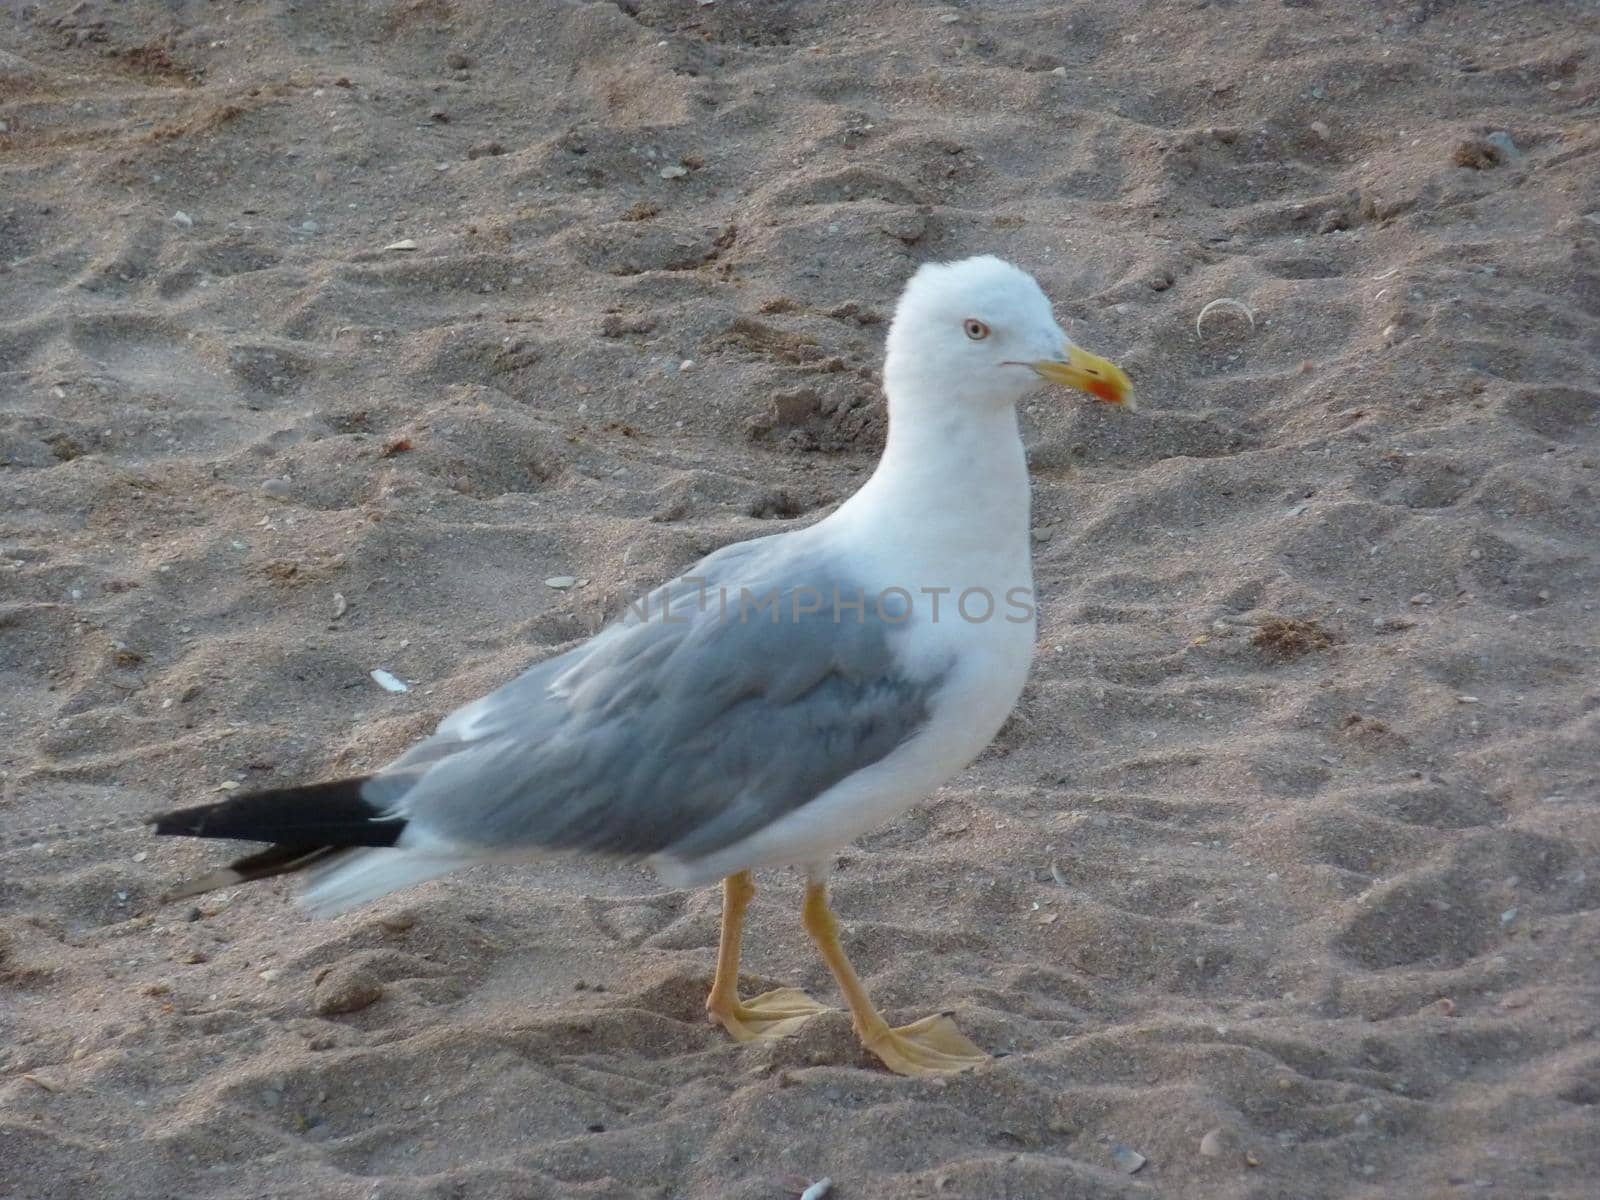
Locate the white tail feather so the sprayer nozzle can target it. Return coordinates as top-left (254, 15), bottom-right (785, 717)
top-left (298, 848), bottom-right (466, 917)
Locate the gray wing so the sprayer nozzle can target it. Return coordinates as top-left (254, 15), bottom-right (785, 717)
top-left (379, 532), bottom-right (944, 864)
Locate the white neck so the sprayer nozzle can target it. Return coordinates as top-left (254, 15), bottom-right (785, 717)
top-left (825, 395), bottom-right (1033, 584)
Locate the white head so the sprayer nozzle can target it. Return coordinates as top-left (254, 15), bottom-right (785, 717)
top-left (882, 255), bottom-right (1131, 415)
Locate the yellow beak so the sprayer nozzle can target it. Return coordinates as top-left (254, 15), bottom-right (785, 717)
top-left (1030, 344), bottom-right (1134, 409)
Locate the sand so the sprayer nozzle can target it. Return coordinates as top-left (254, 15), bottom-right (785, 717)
top-left (2, 1), bottom-right (1599, 1196)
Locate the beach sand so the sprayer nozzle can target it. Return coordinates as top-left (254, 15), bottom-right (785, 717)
top-left (2, 1), bottom-right (1598, 1196)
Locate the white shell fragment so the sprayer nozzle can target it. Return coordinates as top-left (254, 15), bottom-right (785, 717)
top-left (383, 238), bottom-right (418, 252)
top-left (799, 1180), bottom-right (833, 1200)
top-left (1195, 297), bottom-right (1256, 340)
top-left (370, 668), bottom-right (410, 693)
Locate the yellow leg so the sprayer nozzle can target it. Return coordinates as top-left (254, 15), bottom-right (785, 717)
top-left (705, 871), bottom-right (831, 1041)
top-left (801, 878), bottom-right (989, 1077)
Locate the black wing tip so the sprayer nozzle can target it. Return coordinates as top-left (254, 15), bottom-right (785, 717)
top-left (148, 776), bottom-right (405, 848)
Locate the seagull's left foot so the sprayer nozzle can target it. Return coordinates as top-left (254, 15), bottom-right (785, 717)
top-left (800, 879), bottom-right (991, 1078)
top-left (859, 1013), bottom-right (990, 1077)
top-left (706, 871), bottom-right (831, 1044)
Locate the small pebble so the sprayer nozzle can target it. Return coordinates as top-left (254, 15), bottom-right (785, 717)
top-left (544, 576), bottom-right (583, 590)
top-left (378, 911), bottom-right (417, 933)
top-left (1199, 1127), bottom-right (1228, 1157)
top-left (260, 478), bottom-right (293, 500)
top-left (171, 210), bottom-right (194, 228)
top-left (799, 1180), bottom-right (833, 1200)
top-left (659, 164), bottom-right (689, 179)
top-left (1485, 130), bottom-right (1519, 158)
top-left (1110, 1144), bottom-right (1147, 1174)
top-left (314, 964), bottom-right (384, 1015)
top-left (383, 238), bottom-right (418, 252)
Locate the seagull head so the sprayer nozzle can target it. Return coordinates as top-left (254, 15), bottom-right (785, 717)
top-left (883, 255), bottom-right (1132, 414)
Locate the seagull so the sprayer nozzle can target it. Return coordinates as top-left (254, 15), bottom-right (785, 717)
top-left (151, 255), bottom-right (1132, 1076)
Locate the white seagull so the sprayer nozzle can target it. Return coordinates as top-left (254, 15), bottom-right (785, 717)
top-left (152, 255), bottom-right (1132, 1076)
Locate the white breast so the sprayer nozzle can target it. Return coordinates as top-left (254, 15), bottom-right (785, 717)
top-left (651, 525), bottom-right (1037, 886)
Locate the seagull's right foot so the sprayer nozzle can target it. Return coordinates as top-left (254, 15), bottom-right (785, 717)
top-left (707, 985), bottom-right (832, 1041)
top-left (706, 871), bottom-right (832, 1041)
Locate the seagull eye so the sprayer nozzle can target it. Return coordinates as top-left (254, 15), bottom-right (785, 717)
top-left (963, 318), bottom-right (990, 341)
